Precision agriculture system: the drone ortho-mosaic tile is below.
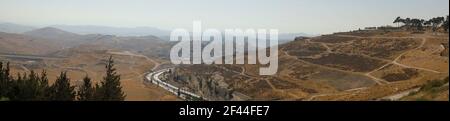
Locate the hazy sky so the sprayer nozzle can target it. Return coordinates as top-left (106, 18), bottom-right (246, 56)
top-left (0, 0), bottom-right (448, 34)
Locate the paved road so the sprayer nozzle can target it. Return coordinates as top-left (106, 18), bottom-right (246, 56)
top-left (145, 68), bottom-right (205, 100)
top-left (93, 51), bottom-right (203, 100)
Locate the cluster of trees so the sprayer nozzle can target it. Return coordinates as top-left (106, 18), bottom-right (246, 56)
top-left (393, 15), bottom-right (449, 32)
top-left (0, 56), bottom-right (125, 101)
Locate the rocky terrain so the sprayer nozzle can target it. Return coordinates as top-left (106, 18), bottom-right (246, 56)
top-left (1, 24), bottom-right (448, 101)
top-left (169, 30), bottom-right (449, 101)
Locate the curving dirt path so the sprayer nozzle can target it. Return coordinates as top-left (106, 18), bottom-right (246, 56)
top-left (305, 34), bottom-right (447, 100)
top-left (365, 37), bottom-right (442, 82)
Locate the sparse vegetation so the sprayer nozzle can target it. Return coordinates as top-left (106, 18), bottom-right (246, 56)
top-left (381, 68), bottom-right (418, 82)
top-left (332, 38), bottom-right (421, 59)
top-left (419, 77), bottom-right (449, 92)
top-left (312, 35), bottom-right (355, 43)
top-left (402, 77), bottom-right (449, 101)
top-left (283, 41), bottom-right (327, 57)
top-left (302, 53), bottom-right (386, 72)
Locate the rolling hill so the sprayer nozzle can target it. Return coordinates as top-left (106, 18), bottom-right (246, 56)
top-left (168, 30), bottom-right (449, 101)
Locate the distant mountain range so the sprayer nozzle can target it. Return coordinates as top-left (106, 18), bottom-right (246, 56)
top-left (50, 25), bottom-right (171, 37)
top-left (1, 22), bottom-right (315, 42)
top-left (0, 25), bottom-right (172, 58)
top-left (0, 23), bottom-right (36, 33)
top-left (24, 27), bottom-right (81, 40)
top-left (0, 22), bottom-right (171, 37)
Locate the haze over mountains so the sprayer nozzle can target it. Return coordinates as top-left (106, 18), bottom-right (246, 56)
top-left (0, 23), bottom-right (36, 33)
top-left (24, 27), bottom-right (82, 40)
top-left (0, 22), bottom-right (171, 37)
top-left (50, 25), bottom-right (171, 37)
top-left (0, 22), bottom-right (313, 42)
top-left (0, 22), bottom-right (312, 60)
top-left (0, 24), bottom-right (172, 58)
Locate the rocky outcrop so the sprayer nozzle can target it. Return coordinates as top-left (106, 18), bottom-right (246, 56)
top-left (170, 67), bottom-right (234, 101)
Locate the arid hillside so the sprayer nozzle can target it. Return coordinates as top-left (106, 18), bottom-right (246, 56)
top-left (170, 30), bottom-right (449, 101)
top-left (1, 26), bottom-right (448, 101)
top-left (1, 28), bottom-right (178, 101)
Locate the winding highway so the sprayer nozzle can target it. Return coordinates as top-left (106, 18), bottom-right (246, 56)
top-left (106, 51), bottom-right (204, 100)
top-left (145, 68), bottom-right (205, 101)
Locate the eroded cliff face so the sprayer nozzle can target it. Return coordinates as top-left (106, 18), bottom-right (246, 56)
top-left (169, 66), bottom-right (234, 101)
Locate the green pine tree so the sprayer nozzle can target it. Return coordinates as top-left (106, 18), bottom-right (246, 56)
top-left (96, 56), bottom-right (125, 101)
top-left (11, 71), bottom-right (40, 101)
top-left (77, 75), bottom-right (94, 101)
top-left (11, 72), bottom-right (33, 100)
top-left (7, 73), bottom-right (23, 100)
top-left (49, 72), bottom-right (75, 101)
top-left (26, 70), bottom-right (40, 100)
top-left (36, 70), bottom-right (50, 100)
